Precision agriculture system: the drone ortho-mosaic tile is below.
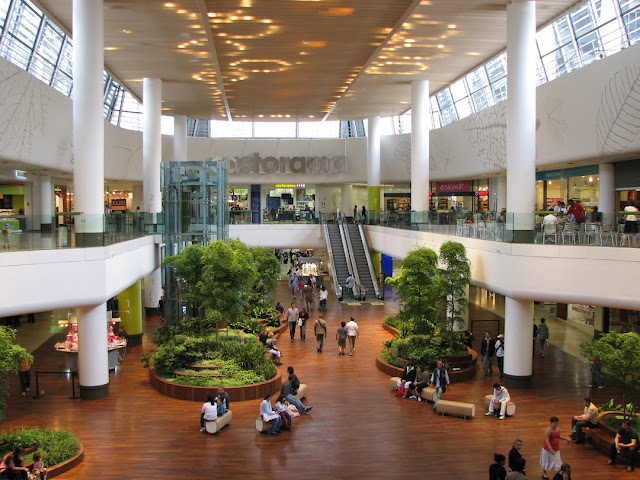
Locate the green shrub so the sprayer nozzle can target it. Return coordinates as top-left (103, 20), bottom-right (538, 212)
top-left (227, 317), bottom-right (262, 334)
top-left (0, 428), bottom-right (80, 468)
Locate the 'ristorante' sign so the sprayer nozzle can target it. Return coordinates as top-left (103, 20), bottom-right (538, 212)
top-left (222, 153), bottom-right (346, 174)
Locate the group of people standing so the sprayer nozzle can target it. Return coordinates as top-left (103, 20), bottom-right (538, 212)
top-left (480, 331), bottom-right (505, 377)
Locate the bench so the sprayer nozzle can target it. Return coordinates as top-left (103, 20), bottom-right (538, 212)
top-left (435, 400), bottom-right (475, 419)
top-left (294, 384), bottom-right (308, 400)
top-left (255, 417), bottom-right (277, 433)
top-left (483, 394), bottom-right (517, 416)
top-left (389, 376), bottom-right (437, 402)
top-left (205, 411), bottom-right (232, 434)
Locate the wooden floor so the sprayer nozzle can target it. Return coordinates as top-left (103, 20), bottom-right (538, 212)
top-left (4, 283), bottom-right (622, 479)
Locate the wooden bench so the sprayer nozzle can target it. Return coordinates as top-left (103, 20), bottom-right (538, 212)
top-left (294, 384), bottom-right (308, 400)
top-left (483, 394), bottom-right (516, 416)
top-left (435, 400), bottom-right (475, 419)
top-left (205, 411), bottom-right (232, 434)
top-left (389, 376), bottom-right (437, 402)
top-left (255, 417), bottom-right (277, 433)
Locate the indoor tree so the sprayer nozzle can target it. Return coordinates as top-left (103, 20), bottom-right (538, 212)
top-left (580, 332), bottom-right (640, 419)
top-left (439, 241), bottom-right (471, 348)
top-left (386, 247), bottom-right (443, 334)
top-left (0, 327), bottom-right (32, 423)
top-left (249, 246), bottom-right (281, 305)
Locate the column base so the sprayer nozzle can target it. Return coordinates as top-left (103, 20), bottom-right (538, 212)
top-left (79, 382), bottom-right (109, 400)
top-left (504, 373), bottom-right (532, 389)
top-left (505, 229), bottom-right (535, 244)
top-left (41, 223), bottom-right (53, 233)
top-left (75, 232), bottom-right (104, 247)
top-left (127, 333), bottom-right (143, 347)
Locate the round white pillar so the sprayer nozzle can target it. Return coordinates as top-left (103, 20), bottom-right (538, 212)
top-left (367, 116), bottom-right (381, 212)
top-left (173, 115), bottom-right (187, 162)
top-left (144, 268), bottom-right (162, 309)
top-left (506, 1), bottom-right (536, 238)
top-left (504, 296), bottom-right (533, 388)
top-left (411, 80), bottom-right (430, 213)
top-left (598, 163), bottom-right (615, 224)
top-left (496, 175), bottom-right (507, 212)
top-left (77, 303), bottom-right (109, 399)
top-left (143, 78), bottom-right (162, 214)
top-left (40, 175), bottom-right (53, 231)
top-left (72, 0), bottom-right (104, 234)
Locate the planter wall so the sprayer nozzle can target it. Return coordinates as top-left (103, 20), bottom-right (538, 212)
top-left (589, 412), bottom-right (640, 466)
top-left (48, 445), bottom-right (85, 479)
top-left (375, 351), bottom-right (477, 384)
top-left (149, 370), bottom-right (283, 402)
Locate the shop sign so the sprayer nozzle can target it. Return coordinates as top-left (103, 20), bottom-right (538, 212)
top-left (435, 180), bottom-right (469, 193)
top-left (223, 153), bottom-right (345, 174)
top-left (15, 170), bottom-right (28, 180)
top-left (111, 198), bottom-right (127, 210)
top-left (275, 184), bottom-right (306, 188)
top-left (233, 189), bottom-right (248, 195)
top-left (536, 165), bottom-right (598, 181)
top-left (475, 191), bottom-right (489, 196)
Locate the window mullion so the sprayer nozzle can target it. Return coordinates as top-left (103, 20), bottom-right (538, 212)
top-left (26, 12), bottom-right (45, 72)
top-left (0, 0), bottom-right (17, 47)
top-left (49, 30), bottom-right (65, 87)
top-left (612, 0), bottom-right (631, 47)
top-left (535, 41), bottom-right (549, 83)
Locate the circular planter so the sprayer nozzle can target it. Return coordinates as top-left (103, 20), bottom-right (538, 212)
top-left (149, 369), bottom-right (283, 402)
top-left (47, 444), bottom-right (85, 479)
top-left (375, 348), bottom-right (477, 384)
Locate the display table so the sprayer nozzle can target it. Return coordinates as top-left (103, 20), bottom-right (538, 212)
top-left (55, 345), bottom-right (126, 371)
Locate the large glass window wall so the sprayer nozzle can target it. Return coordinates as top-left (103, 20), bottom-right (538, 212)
top-left (0, 0), bottom-right (637, 139)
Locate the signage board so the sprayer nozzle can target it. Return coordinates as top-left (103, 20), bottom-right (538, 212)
top-left (435, 180), bottom-right (470, 193)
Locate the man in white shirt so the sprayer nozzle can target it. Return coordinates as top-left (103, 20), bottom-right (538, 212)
top-left (486, 383), bottom-right (510, 420)
top-left (345, 274), bottom-right (356, 298)
top-left (572, 397), bottom-right (598, 444)
top-left (543, 212), bottom-right (558, 226)
top-left (287, 303), bottom-right (299, 342)
top-left (345, 317), bottom-right (359, 356)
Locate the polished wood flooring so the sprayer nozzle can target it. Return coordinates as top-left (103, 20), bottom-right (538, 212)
top-left (4, 283), bottom-right (622, 479)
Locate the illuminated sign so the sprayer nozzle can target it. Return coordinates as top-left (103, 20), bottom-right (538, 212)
top-left (111, 198), bottom-right (127, 210)
top-left (233, 189), bottom-right (248, 195)
top-left (223, 153), bottom-right (345, 174)
top-left (435, 180), bottom-right (469, 193)
top-left (15, 170), bottom-right (28, 180)
top-left (275, 184), bottom-right (305, 188)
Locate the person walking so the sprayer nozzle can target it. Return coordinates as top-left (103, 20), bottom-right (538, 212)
top-left (540, 416), bottom-right (571, 480)
top-left (287, 303), bottom-right (299, 342)
top-left (429, 360), bottom-right (450, 410)
top-left (313, 314), bottom-right (328, 353)
top-left (538, 318), bottom-right (550, 358)
top-left (345, 274), bottom-right (355, 299)
top-left (481, 331), bottom-right (495, 376)
top-left (289, 273), bottom-right (298, 297)
top-left (318, 285), bottom-right (328, 312)
top-left (336, 321), bottom-right (347, 356)
top-left (345, 317), bottom-right (359, 356)
top-left (298, 307), bottom-right (309, 340)
top-left (303, 281), bottom-right (314, 312)
top-left (495, 334), bottom-right (505, 378)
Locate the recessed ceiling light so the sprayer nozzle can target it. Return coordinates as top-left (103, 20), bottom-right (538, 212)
top-left (448, 24), bottom-right (457, 29)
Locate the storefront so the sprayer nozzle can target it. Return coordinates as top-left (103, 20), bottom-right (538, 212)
top-left (383, 184), bottom-right (411, 212)
top-left (262, 183), bottom-right (315, 221)
top-left (432, 180), bottom-right (490, 214)
top-left (535, 165), bottom-right (599, 211)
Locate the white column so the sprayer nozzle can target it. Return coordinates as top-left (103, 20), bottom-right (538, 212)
top-left (143, 78), bottom-right (162, 213)
top-left (77, 303), bottom-right (109, 399)
top-left (411, 80), bottom-right (430, 212)
top-left (144, 269), bottom-right (162, 309)
top-left (504, 297), bottom-right (533, 386)
top-left (496, 175), bottom-right (507, 213)
top-left (132, 184), bottom-right (143, 211)
top-left (341, 184), bottom-right (352, 218)
top-left (40, 175), bottom-right (53, 229)
top-left (506, 0), bottom-right (536, 234)
top-left (72, 0), bottom-right (104, 233)
top-left (367, 115), bottom-right (381, 211)
top-left (598, 163), bottom-right (615, 224)
top-left (173, 114), bottom-right (187, 162)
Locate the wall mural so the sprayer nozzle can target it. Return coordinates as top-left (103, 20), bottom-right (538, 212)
top-left (394, 138), bottom-right (411, 174)
top-left (429, 137), bottom-right (453, 173)
top-left (0, 65), bottom-right (48, 162)
top-left (463, 101), bottom-right (507, 173)
top-left (595, 64), bottom-right (640, 156)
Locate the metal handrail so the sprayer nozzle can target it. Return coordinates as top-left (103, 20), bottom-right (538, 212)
top-left (339, 213), bottom-right (366, 300)
top-left (357, 224), bottom-right (383, 299)
top-left (320, 213), bottom-right (343, 299)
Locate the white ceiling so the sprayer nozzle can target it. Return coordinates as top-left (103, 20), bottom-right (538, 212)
top-left (35, 0), bottom-right (583, 121)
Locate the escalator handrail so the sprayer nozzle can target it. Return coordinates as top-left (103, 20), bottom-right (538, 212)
top-left (357, 224), bottom-right (382, 299)
top-left (338, 213), bottom-right (366, 300)
top-left (321, 216), bottom-right (343, 299)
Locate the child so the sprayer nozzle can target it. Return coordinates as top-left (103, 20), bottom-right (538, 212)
top-left (32, 451), bottom-right (47, 480)
top-left (275, 395), bottom-right (292, 430)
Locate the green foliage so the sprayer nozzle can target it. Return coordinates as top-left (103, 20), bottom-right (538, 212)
top-left (227, 317), bottom-right (262, 334)
top-left (395, 334), bottom-right (449, 367)
top-left (439, 241), bottom-right (471, 348)
top-left (581, 332), bottom-right (640, 418)
top-left (0, 327), bottom-right (32, 423)
top-left (251, 247), bottom-right (281, 299)
top-left (386, 248), bottom-right (443, 325)
top-left (0, 427), bottom-right (80, 468)
top-left (383, 315), bottom-right (397, 328)
top-left (248, 304), bottom-right (281, 327)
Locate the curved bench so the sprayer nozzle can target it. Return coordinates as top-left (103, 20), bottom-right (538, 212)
top-left (255, 417), bottom-right (276, 433)
top-left (389, 376), bottom-right (437, 402)
top-left (294, 384), bottom-right (308, 400)
top-left (205, 411), bottom-right (232, 434)
top-left (435, 399), bottom-right (475, 419)
top-left (483, 394), bottom-right (517, 416)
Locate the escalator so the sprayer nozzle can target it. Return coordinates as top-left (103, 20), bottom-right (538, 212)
top-left (322, 220), bottom-right (349, 299)
top-left (346, 223), bottom-right (382, 300)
